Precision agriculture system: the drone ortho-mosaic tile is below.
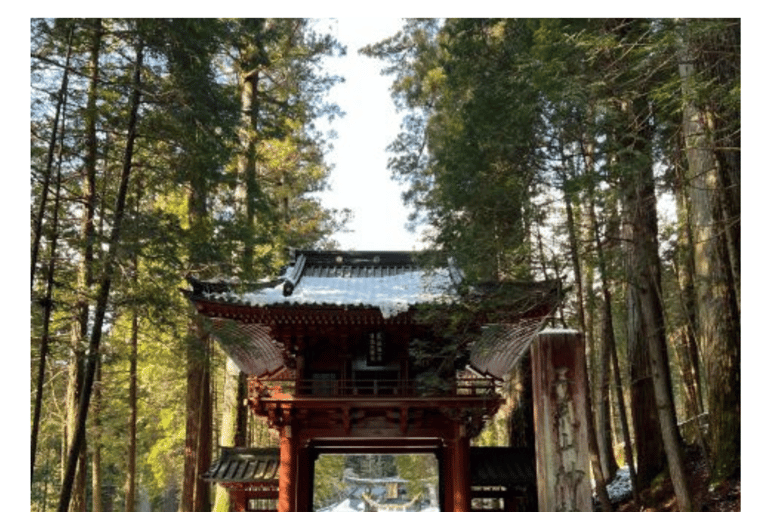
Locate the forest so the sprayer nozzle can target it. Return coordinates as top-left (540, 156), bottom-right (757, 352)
top-left (30, 18), bottom-right (739, 512)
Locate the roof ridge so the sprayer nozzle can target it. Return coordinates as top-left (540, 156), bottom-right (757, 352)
top-left (292, 249), bottom-right (422, 268)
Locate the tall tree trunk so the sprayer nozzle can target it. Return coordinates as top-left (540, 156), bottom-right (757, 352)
top-left (213, 358), bottom-right (248, 512)
top-left (562, 184), bottom-right (612, 512)
top-left (65, 21), bottom-right (102, 510)
top-left (590, 201), bottom-right (640, 502)
top-left (65, 341), bottom-right (87, 512)
top-left (213, 56), bottom-right (262, 512)
top-left (181, 154), bottom-right (214, 512)
top-left (31, 31), bottom-right (71, 479)
top-left (125, 306), bottom-right (139, 512)
top-left (181, 325), bottom-right (213, 512)
top-left (587, 199), bottom-right (619, 483)
top-left (669, 159), bottom-right (709, 461)
top-left (671, 158), bottom-right (706, 418)
top-left (237, 66), bottom-right (261, 277)
top-left (31, 21), bottom-right (74, 289)
top-left (706, 21), bottom-right (741, 314)
top-left (57, 38), bottom-right (143, 512)
top-left (617, 109), bottom-right (666, 491)
top-left (620, 95), bottom-right (694, 511)
top-left (92, 360), bottom-right (104, 512)
top-left (678, 21), bottom-right (740, 482)
top-left (582, 130), bottom-right (620, 483)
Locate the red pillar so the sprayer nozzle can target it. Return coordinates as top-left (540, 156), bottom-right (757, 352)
top-left (442, 440), bottom-right (454, 512)
top-left (452, 424), bottom-right (471, 512)
top-left (230, 489), bottom-right (247, 512)
top-left (278, 425), bottom-right (297, 512)
top-left (295, 444), bottom-right (313, 512)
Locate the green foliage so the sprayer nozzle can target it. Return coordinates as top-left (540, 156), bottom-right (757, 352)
top-left (31, 17), bottom-right (347, 511)
top-left (313, 455), bottom-right (347, 509)
top-left (367, 17), bottom-right (740, 495)
top-left (394, 454), bottom-right (438, 502)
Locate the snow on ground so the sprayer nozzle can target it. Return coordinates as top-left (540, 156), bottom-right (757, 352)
top-left (322, 468), bottom-right (635, 512)
top-left (321, 499), bottom-right (362, 512)
top-left (594, 466), bottom-right (633, 503)
top-left (606, 467), bottom-right (633, 502)
top-left (319, 499), bottom-right (438, 512)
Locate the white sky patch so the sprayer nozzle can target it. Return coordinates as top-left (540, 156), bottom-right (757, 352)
top-left (313, 18), bottom-right (425, 251)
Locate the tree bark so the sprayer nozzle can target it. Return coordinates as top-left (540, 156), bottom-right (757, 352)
top-left (671, 161), bottom-right (706, 422)
top-left (57, 38), bottom-right (143, 512)
top-left (31, 28), bottom-right (71, 479)
top-left (590, 202), bottom-right (640, 502)
top-left (67, 21), bottom-right (103, 511)
top-left (212, 45), bottom-right (263, 512)
top-left (65, 339), bottom-right (87, 512)
top-left (181, 325), bottom-right (213, 512)
top-left (616, 101), bottom-right (666, 491)
top-left (588, 201), bottom-right (619, 483)
top-left (181, 141), bottom-right (214, 512)
top-left (677, 20), bottom-right (740, 482)
top-left (125, 257), bottom-right (140, 512)
top-left (92, 361), bottom-right (104, 512)
top-left (562, 172), bottom-right (612, 511)
top-left (620, 95), bottom-right (695, 511)
top-left (213, 357), bottom-right (248, 512)
top-left (31, 21), bottom-right (74, 289)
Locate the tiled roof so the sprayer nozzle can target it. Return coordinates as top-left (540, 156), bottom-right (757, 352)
top-left (202, 447), bottom-right (280, 483)
top-left (470, 447), bottom-right (536, 487)
top-left (192, 250), bottom-right (462, 320)
top-left (202, 446), bottom-right (534, 487)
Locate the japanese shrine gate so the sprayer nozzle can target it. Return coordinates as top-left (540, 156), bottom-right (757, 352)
top-left (186, 250), bottom-right (593, 512)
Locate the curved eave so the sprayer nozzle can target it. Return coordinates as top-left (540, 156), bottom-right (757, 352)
top-left (466, 285), bottom-right (562, 379)
top-left (468, 313), bottom-right (555, 380)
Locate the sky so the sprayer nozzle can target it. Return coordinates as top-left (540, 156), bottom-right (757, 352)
top-left (312, 18), bottom-right (426, 252)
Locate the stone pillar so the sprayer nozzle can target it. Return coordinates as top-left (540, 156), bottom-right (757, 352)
top-left (531, 329), bottom-right (592, 512)
top-left (278, 425), bottom-right (297, 512)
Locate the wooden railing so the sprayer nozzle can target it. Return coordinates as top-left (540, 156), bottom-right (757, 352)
top-left (250, 377), bottom-right (497, 399)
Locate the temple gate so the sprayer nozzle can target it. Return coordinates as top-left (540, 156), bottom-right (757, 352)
top-left (186, 250), bottom-right (576, 512)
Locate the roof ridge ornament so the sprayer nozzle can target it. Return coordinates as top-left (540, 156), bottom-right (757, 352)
top-left (282, 253), bottom-right (307, 297)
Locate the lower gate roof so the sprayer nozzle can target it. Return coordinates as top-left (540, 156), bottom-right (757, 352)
top-left (203, 446), bottom-right (535, 488)
top-left (469, 447), bottom-right (536, 488)
top-left (202, 447), bottom-right (280, 484)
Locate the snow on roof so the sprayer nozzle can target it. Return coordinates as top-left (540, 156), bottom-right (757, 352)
top-left (203, 251), bottom-right (460, 320)
top-left (207, 268), bottom-right (456, 320)
top-left (538, 327), bottom-right (580, 335)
